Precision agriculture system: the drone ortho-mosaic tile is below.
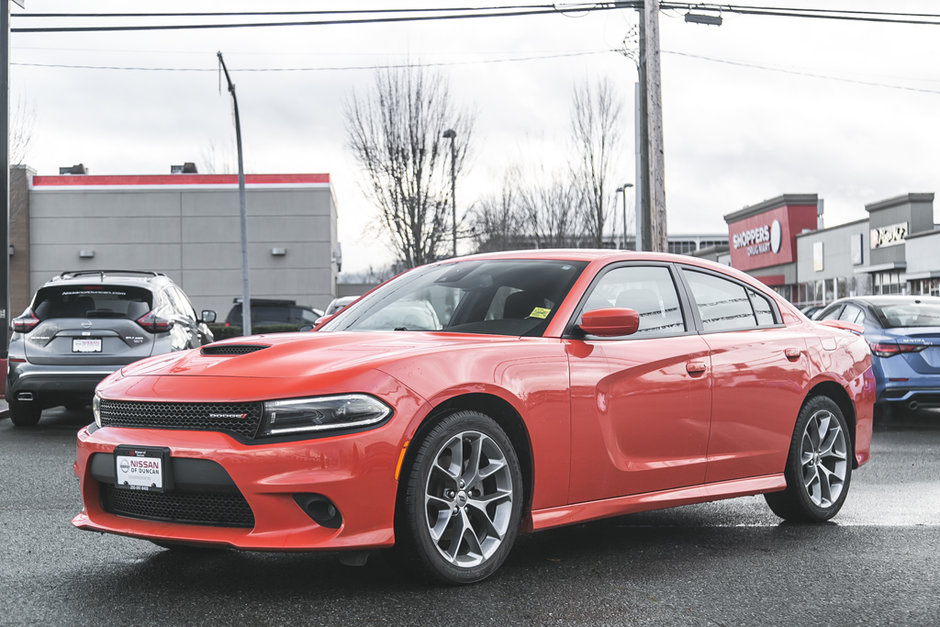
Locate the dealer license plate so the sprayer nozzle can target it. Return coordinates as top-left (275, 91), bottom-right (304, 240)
top-left (72, 338), bottom-right (102, 353)
top-left (114, 446), bottom-right (170, 492)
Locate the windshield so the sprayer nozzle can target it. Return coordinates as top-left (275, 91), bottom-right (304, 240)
top-left (875, 302), bottom-right (940, 328)
top-left (320, 259), bottom-right (588, 336)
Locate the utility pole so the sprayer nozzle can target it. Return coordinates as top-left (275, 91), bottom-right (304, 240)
top-left (217, 52), bottom-right (251, 336)
top-left (636, 7), bottom-right (650, 252)
top-left (1, 1), bottom-right (13, 361)
top-left (442, 129), bottom-right (457, 257)
top-left (637, 0), bottom-right (668, 253)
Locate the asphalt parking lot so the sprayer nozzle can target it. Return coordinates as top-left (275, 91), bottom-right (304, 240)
top-left (1, 406), bottom-right (938, 626)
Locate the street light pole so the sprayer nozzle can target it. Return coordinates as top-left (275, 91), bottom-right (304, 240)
top-left (442, 129), bottom-right (457, 258)
top-left (217, 51), bottom-right (251, 336)
top-left (616, 183), bottom-right (634, 250)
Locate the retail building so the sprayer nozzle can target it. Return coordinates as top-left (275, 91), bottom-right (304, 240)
top-left (720, 192), bottom-right (937, 306)
top-left (8, 165), bottom-right (340, 318)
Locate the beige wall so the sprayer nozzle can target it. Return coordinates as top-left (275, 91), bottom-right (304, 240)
top-left (28, 182), bottom-right (338, 316)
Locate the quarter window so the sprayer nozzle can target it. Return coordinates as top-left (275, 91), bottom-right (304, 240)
top-left (683, 269), bottom-right (777, 332)
top-left (582, 266), bottom-right (685, 338)
top-left (838, 303), bottom-right (865, 325)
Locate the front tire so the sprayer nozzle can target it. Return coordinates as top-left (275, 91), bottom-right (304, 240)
top-left (9, 400), bottom-right (42, 427)
top-left (397, 411), bottom-right (523, 584)
top-left (765, 396), bottom-right (852, 522)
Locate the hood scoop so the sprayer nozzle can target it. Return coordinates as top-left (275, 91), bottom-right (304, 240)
top-left (201, 344), bottom-right (271, 356)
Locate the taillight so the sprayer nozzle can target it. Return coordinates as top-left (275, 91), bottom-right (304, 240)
top-left (136, 311), bottom-right (172, 333)
top-left (869, 342), bottom-right (927, 358)
top-left (11, 311), bottom-right (40, 333)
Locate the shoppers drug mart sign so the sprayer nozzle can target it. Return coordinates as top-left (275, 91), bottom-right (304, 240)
top-left (732, 219), bottom-right (782, 257)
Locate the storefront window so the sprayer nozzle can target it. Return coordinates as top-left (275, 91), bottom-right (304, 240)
top-left (874, 271), bottom-right (903, 295)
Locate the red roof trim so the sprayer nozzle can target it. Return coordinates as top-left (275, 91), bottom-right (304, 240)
top-left (32, 173), bottom-right (330, 186)
top-left (754, 274), bottom-right (786, 286)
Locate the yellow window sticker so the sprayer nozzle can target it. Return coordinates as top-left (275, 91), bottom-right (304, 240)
top-left (529, 307), bottom-right (551, 319)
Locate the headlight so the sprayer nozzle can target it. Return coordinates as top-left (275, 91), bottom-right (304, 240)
top-left (260, 394), bottom-right (392, 437)
top-left (92, 394), bottom-right (102, 428)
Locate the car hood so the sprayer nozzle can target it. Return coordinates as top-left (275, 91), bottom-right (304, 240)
top-left (119, 331), bottom-right (523, 379)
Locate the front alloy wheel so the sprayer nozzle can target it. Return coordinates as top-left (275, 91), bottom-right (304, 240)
top-left (765, 396), bottom-right (852, 522)
top-left (399, 411), bottom-right (523, 584)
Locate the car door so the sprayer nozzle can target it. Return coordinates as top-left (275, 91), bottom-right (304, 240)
top-left (678, 267), bottom-right (814, 483)
top-left (566, 263), bottom-right (712, 503)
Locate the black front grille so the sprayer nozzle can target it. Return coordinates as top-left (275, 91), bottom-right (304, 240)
top-left (101, 483), bottom-right (254, 528)
top-left (99, 400), bottom-right (264, 439)
top-left (201, 344), bottom-right (270, 356)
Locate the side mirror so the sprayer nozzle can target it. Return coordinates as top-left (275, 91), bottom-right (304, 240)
top-left (201, 310), bottom-right (217, 324)
top-left (578, 308), bottom-right (640, 337)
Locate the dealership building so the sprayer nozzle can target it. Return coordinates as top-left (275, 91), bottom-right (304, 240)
top-left (718, 192), bottom-right (938, 306)
top-left (8, 165), bottom-right (340, 319)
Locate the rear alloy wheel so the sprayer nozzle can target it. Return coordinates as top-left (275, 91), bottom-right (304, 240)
top-left (399, 411), bottom-right (523, 584)
top-left (8, 400), bottom-right (42, 427)
top-left (765, 396), bottom-right (852, 522)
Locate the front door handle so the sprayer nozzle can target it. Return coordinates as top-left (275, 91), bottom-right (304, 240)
top-left (785, 347), bottom-right (802, 361)
top-left (686, 361), bottom-right (707, 375)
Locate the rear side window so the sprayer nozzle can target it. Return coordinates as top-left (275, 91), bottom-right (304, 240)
top-left (682, 269), bottom-right (777, 332)
top-left (33, 285), bottom-right (153, 321)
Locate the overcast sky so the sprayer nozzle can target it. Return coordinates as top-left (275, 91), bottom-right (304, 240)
top-left (9, 1), bottom-right (940, 274)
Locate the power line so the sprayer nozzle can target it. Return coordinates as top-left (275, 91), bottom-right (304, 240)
top-left (14, 45), bottom-right (940, 96)
top-left (13, 4), bottom-right (561, 18)
top-left (10, 50), bottom-right (613, 72)
top-left (11, 4), bottom-right (640, 33)
top-left (663, 49), bottom-right (940, 95)
top-left (661, 3), bottom-right (940, 26)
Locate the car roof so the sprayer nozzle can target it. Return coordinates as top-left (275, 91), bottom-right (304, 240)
top-left (838, 295), bottom-right (940, 307)
top-left (430, 249), bottom-right (766, 293)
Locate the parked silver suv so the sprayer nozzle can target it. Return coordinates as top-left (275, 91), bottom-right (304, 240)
top-left (6, 270), bottom-right (216, 426)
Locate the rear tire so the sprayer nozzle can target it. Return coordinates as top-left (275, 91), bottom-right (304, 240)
top-left (396, 410), bottom-right (523, 584)
top-left (765, 396), bottom-right (852, 522)
top-left (9, 400), bottom-right (42, 427)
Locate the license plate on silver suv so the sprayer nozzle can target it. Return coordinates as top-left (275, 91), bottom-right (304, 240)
top-left (72, 338), bottom-right (102, 353)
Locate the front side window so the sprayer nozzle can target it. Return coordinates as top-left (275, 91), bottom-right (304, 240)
top-left (683, 269), bottom-right (776, 332)
top-left (581, 265), bottom-right (685, 338)
top-left (321, 259), bottom-right (588, 337)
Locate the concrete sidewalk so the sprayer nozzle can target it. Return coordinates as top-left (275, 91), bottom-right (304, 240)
top-left (0, 399), bottom-right (8, 420)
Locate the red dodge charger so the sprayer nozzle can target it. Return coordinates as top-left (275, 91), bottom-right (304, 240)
top-left (73, 250), bottom-right (874, 583)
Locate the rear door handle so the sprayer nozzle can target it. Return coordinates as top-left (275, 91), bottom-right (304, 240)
top-left (785, 347), bottom-right (802, 361)
top-left (686, 361), bottom-right (707, 375)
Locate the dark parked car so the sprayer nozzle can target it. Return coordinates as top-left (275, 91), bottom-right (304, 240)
top-left (224, 298), bottom-right (322, 332)
top-left (816, 295), bottom-right (940, 419)
top-left (7, 270), bottom-right (216, 426)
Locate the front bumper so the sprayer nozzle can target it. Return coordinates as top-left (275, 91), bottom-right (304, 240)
top-left (72, 422), bottom-right (409, 551)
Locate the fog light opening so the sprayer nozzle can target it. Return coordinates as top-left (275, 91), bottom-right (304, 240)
top-left (293, 494), bottom-right (342, 529)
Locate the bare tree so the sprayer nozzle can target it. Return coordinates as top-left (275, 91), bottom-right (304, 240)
top-left (10, 95), bottom-right (35, 165)
top-left (469, 173), bottom-right (526, 252)
top-left (200, 138), bottom-right (237, 174)
top-left (346, 65), bottom-right (472, 268)
top-left (570, 78), bottom-right (623, 247)
top-left (518, 174), bottom-right (581, 249)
